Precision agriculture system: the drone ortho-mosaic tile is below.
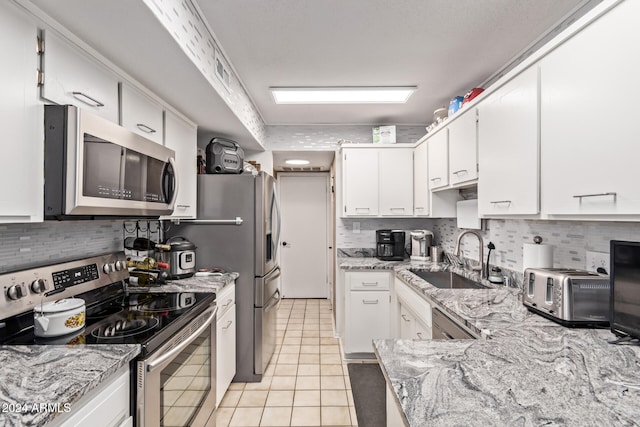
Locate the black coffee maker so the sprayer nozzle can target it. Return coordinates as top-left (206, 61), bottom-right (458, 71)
top-left (376, 230), bottom-right (406, 261)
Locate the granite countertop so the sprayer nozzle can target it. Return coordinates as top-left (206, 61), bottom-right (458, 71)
top-left (344, 258), bottom-right (640, 425)
top-left (0, 344), bottom-right (140, 427)
top-left (127, 272), bottom-right (238, 294)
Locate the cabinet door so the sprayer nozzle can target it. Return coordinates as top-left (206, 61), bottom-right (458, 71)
top-left (41, 31), bottom-right (119, 123)
top-left (162, 111), bottom-right (197, 219)
top-left (0, 3), bottom-right (42, 223)
top-left (427, 130), bottom-right (449, 190)
top-left (345, 291), bottom-right (389, 353)
top-left (343, 149), bottom-right (379, 216)
top-left (414, 317), bottom-right (431, 340)
top-left (216, 304), bottom-right (236, 407)
top-left (540, 0), bottom-right (640, 215)
top-left (120, 83), bottom-right (164, 144)
top-left (448, 109), bottom-right (478, 186)
top-left (399, 304), bottom-right (414, 339)
top-left (379, 149), bottom-right (413, 216)
top-left (478, 66), bottom-right (539, 215)
top-left (413, 141), bottom-right (429, 216)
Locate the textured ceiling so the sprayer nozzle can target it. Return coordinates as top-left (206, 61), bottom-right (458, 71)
top-left (199, 0), bottom-right (590, 125)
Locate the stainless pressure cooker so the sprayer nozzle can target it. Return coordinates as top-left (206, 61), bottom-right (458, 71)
top-left (165, 237), bottom-right (196, 279)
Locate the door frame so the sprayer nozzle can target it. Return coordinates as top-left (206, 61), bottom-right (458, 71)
top-left (276, 171), bottom-right (334, 301)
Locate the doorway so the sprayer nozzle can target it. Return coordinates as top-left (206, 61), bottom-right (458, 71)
top-left (278, 173), bottom-right (331, 299)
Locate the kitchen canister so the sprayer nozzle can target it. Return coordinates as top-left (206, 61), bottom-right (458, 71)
top-left (522, 236), bottom-right (554, 271)
top-left (448, 96), bottom-right (464, 116)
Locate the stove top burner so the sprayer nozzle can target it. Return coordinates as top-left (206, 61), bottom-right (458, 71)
top-left (91, 316), bottom-right (160, 339)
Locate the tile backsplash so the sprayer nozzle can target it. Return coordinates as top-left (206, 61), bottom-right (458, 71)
top-left (337, 216), bottom-right (640, 274)
top-left (0, 221), bottom-right (124, 273)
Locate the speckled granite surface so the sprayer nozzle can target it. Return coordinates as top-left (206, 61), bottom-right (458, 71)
top-left (0, 344), bottom-right (139, 427)
top-left (341, 258), bottom-right (640, 426)
top-left (127, 272), bottom-right (238, 294)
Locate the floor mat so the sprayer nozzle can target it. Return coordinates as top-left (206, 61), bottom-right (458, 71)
top-left (347, 362), bottom-right (386, 427)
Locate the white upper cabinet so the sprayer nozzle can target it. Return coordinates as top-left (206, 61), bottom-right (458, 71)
top-left (540, 0), bottom-right (640, 216)
top-left (0, 2), bottom-right (43, 223)
top-left (120, 83), bottom-right (164, 145)
top-left (413, 141), bottom-right (429, 216)
top-left (162, 111), bottom-right (197, 219)
top-left (379, 149), bottom-right (413, 216)
top-left (427, 129), bottom-right (449, 190)
top-left (478, 66), bottom-right (539, 216)
top-left (343, 149), bottom-right (379, 216)
top-left (41, 31), bottom-right (119, 123)
top-left (448, 109), bottom-right (478, 186)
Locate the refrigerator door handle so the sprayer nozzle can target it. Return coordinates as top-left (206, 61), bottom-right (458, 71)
top-left (272, 181), bottom-right (282, 260)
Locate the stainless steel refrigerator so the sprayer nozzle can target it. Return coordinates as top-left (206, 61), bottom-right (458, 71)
top-left (168, 172), bottom-right (281, 382)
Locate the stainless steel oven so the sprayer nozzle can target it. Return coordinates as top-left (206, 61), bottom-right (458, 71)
top-left (44, 105), bottom-right (178, 218)
top-left (137, 304), bottom-right (217, 427)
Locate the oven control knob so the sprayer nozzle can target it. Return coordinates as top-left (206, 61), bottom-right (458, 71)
top-left (103, 264), bottom-right (113, 274)
top-left (31, 279), bottom-right (47, 294)
top-left (7, 285), bottom-right (24, 300)
top-left (114, 260), bottom-right (125, 272)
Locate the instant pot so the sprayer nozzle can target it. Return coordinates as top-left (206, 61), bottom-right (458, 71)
top-left (164, 237), bottom-right (196, 279)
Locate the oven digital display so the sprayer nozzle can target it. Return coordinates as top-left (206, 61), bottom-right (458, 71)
top-left (52, 264), bottom-right (99, 289)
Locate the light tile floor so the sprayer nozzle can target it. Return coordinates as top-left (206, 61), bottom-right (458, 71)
top-left (215, 299), bottom-right (358, 427)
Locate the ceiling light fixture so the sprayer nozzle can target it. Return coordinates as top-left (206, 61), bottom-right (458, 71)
top-left (270, 86), bottom-right (416, 104)
top-left (285, 159), bottom-right (310, 165)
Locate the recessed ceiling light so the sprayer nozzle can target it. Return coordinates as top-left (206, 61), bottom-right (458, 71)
top-left (270, 87), bottom-right (416, 104)
top-left (285, 159), bottom-right (310, 165)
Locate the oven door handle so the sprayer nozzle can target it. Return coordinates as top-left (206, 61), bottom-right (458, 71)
top-left (146, 306), bottom-right (217, 373)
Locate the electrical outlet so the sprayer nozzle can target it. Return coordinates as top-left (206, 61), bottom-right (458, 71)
top-left (586, 251), bottom-right (610, 274)
top-left (352, 222), bottom-right (360, 234)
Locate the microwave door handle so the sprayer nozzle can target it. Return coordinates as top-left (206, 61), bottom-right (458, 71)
top-left (167, 157), bottom-right (179, 210)
top-left (146, 306), bottom-right (217, 373)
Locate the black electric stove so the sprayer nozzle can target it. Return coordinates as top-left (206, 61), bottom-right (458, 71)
top-left (0, 252), bottom-right (214, 355)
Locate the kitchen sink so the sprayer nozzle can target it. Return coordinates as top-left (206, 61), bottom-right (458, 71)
top-left (409, 270), bottom-right (487, 290)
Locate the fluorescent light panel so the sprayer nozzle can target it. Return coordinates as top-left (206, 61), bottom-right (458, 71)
top-left (285, 159), bottom-right (310, 165)
top-left (271, 87), bottom-right (416, 104)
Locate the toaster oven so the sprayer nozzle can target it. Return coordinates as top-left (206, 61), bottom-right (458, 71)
top-left (523, 268), bottom-right (610, 327)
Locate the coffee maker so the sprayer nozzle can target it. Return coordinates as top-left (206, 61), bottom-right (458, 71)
top-left (376, 230), bottom-right (406, 261)
top-left (410, 230), bottom-right (433, 261)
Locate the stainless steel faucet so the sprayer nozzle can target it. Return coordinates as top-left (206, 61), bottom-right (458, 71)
top-left (454, 230), bottom-right (484, 276)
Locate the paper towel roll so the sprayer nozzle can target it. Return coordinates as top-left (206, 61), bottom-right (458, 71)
top-left (523, 243), bottom-right (554, 270)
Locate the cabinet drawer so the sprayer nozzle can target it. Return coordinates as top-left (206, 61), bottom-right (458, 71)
top-left (216, 304), bottom-right (236, 407)
top-left (217, 283), bottom-right (236, 316)
top-left (347, 271), bottom-right (390, 291)
top-left (120, 83), bottom-right (164, 144)
top-left (41, 31), bottom-right (119, 123)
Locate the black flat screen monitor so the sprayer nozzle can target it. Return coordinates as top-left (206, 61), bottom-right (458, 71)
top-left (610, 240), bottom-right (640, 340)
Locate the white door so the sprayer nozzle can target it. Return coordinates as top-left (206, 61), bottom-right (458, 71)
top-left (279, 173), bottom-right (329, 298)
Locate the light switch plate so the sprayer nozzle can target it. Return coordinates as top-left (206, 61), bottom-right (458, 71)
top-left (586, 251), bottom-right (610, 274)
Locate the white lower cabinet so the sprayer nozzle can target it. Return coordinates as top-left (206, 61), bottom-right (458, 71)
top-left (50, 366), bottom-right (131, 427)
top-left (386, 385), bottom-right (406, 427)
top-left (394, 277), bottom-right (432, 340)
top-left (216, 283), bottom-right (236, 407)
top-left (344, 271), bottom-right (390, 354)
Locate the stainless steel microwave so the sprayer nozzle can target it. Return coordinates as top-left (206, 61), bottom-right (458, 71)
top-left (44, 105), bottom-right (177, 218)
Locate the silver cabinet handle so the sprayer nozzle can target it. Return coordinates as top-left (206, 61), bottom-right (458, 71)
top-left (430, 177), bottom-right (441, 182)
top-left (222, 320), bottom-right (233, 330)
top-left (72, 91), bottom-right (104, 107)
top-left (452, 169), bottom-right (467, 175)
top-left (491, 200), bottom-right (512, 205)
top-left (362, 299), bottom-right (379, 304)
top-left (390, 208), bottom-right (405, 211)
top-left (573, 192), bottom-right (617, 200)
top-left (355, 207), bottom-right (370, 211)
top-left (361, 282), bottom-right (379, 286)
top-left (401, 314), bottom-right (411, 322)
top-left (176, 204), bottom-right (190, 209)
top-left (441, 331), bottom-right (454, 340)
top-left (136, 123), bottom-right (157, 134)
top-left (222, 299), bottom-right (233, 308)
top-left (416, 332), bottom-right (423, 339)
top-left (415, 207), bottom-right (424, 211)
